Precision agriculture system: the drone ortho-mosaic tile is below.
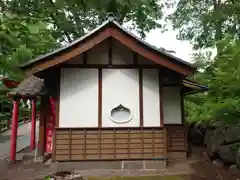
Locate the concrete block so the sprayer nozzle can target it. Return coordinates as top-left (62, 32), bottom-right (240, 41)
top-left (122, 161), bottom-right (143, 170)
top-left (144, 160), bottom-right (167, 169)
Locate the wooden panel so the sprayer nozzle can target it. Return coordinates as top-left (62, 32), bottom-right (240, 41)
top-left (56, 144), bottom-right (69, 150)
top-left (71, 149), bottom-right (85, 154)
top-left (71, 139), bottom-right (85, 144)
top-left (56, 139), bottom-right (69, 145)
top-left (71, 154), bottom-right (84, 160)
top-left (101, 154), bottom-right (115, 159)
top-left (71, 134), bottom-right (84, 139)
top-left (55, 155), bottom-right (69, 161)
top-left (166, 125), bottom-right (187, 152)
top-left (56, 149), bottom-right (69, 155)
top-left (71, 144), bottom-right (84, 149)
top-left (56, 130), bottom-right (69, 135)
top-left (56, 134), bottom-right (70, 139)
top-left (54, 127), bottom-right (166, 161)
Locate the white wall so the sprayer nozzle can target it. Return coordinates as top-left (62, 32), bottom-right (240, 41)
top-left (163, 87), bottom-right (182, 124)
top-left (142, 69), bottom-right (160, 127)
top-left (59, 68), bottom-right (98, 127)
top-left (102, 69), bottom-right (139, 127)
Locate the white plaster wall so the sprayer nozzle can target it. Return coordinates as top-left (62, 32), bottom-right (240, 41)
top-left (163, 87), bottom-right (182, 124)
top-left (142, 69), bottom-right (160, 127)
top-left (59, 68), bottom-right (98, 127)
top-left (102, 69), bottom-right (139, 127)
top-left (112, 40), bottom-right (133, 65)
top-left (88, 41), bottom-right (108, 64)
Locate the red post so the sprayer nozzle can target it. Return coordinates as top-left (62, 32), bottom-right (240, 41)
top-left (10, 98), bottom-right (19, 163)
top-left (30, 99), bottom-right (36, 151)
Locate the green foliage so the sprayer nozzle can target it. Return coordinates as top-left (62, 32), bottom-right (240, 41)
top-left (1, 0), bottom-right (164, 41)
top-left (167, 0), bottom-right (240, 51)
top-left (0, 13), bottom-right (56, 79)
top-left (185, 36), bottom-right (240, 125)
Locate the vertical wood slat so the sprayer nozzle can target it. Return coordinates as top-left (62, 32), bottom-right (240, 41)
top-left (128, 129), bottom-right (130, 158)
top-left (164, 128), bottom-right (168, 156)
top-left (98, 129), bottom-right (101, 159)
top-left (180, 88), bottom-right (185, 124)
top-left (54, 68), bottom-right (61, 128)
top-left (152, 129), bottom-right (154, 156)
top-left (52, 130), bottom-right (56, 161)
top-left (84, 129), bottom-right (86, 160)
top-left (139, 68), bottom-right (143, 127)
top-left (98, 69), bottom-right (102, 128)
top-left (69, 129), bottom-right (72, 160)
top-left (141, 128), bottom-right (144, 158)
top-left (114, 129), bottom-right (116, 158)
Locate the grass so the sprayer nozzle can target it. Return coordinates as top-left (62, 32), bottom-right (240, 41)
top-left (88, 176), bottom-right (184, 180)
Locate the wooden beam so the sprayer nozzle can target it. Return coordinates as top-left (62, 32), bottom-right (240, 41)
top-left (24, 29), bottom-right (111, 75)
top-left (98, 69), bottom-right (102, 128)
top-left (110, 28), bottom-right (194, 76)
top-left (59, 64), bottom-right (163, 69)
top-left (139, 68), bottom-right (143, 127)
top-left (180, 87), bottom-right (185, 124)
top-left (55, 69), bottom-right (61, 128)
top-left (38, 96), bottom-right (47, 156)
top-left (24, 27), bottom-right (194, 76)
top-left (108, 38), bottom-right (113, 65)
top-left (159, 71), bottom-right (164, 127)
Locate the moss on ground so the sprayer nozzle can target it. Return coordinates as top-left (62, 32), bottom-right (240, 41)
top-left (88, 176), bottom-right (184, 180)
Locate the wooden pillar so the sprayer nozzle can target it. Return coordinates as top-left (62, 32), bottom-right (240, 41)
top-left (30, 98), bottom-right (37, 151)
top-left (159, 71), bottom-right (164, 127)
top-left (10, 97), bottom-right (20, 163)
top-left (38, 96), bottom-right (46, 156)
top-left (180, 88), bottom-right (185, 124)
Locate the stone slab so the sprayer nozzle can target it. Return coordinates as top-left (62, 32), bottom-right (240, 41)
top-left (144, 160), bottom-right (167, 169)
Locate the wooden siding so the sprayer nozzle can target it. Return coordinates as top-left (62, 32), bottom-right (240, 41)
top-left (54, 128), bottom-right (166, 161)
top-left (166, 125), bottom-right (187, 152)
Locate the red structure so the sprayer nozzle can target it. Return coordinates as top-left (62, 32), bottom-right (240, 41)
top-left (9, 99), bottom-right (19, 163)
top-left (30, 99), bottom-right (36, 151)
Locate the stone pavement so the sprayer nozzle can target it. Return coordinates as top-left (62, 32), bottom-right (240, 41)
top-left (0, 121), bottom-right (39, 160)
top-left (1, 157), bottom-right (239, 180)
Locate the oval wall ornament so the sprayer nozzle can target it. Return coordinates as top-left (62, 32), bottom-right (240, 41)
top-left (110, 104), bottom-right (132, 124)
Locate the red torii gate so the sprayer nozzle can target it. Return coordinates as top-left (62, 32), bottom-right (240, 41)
top-left (1, 76), bottom-right (43, 163)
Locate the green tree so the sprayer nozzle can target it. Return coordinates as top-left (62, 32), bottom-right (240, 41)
top-left (0, 13), bottom-right (56, 79)
top-left (185, 36), bottom-right (240, 124)
top-left (167, 0), bottom-right (240, 51)
top-left (1, 0), bottom-right (164, 42)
